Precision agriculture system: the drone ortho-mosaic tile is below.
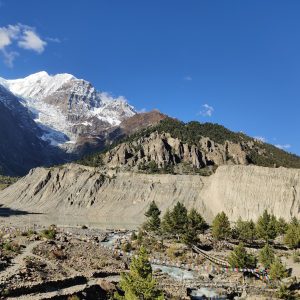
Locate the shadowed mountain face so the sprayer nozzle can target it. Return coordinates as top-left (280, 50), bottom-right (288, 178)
top-left (0, 85), bottom-right (66, 176)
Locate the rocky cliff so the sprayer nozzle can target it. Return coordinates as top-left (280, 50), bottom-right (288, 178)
top-left (102, 132), bottom-right (254, 171)
top-left (0, 164), bottom-right (299, 228)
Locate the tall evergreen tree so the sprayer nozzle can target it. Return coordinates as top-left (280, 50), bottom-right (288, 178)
top-left (228, 242), bottom-right (256, 268)
top-left (114, 246), bottom-right (164, 300)
top-left (269, 258), bottom-right (288, 281)
top-left (284, 218), bottom-right (300, 249)
top-left (170, 202), bottom-right (188, 236)
top-left (161, 209), bottom-right (173, 235)
top-left (182, 209), bottom-right (207, 246)
top-left (256, 210), bottom-right (277, 242)
top-left (259, 243), bottom-right (275, 269)
top-left (144, 201), bottom-right (161, 232)
top-left (234, 218), bottom-right (256, 242)
top-left (212, 211), bottom-right (231, 240)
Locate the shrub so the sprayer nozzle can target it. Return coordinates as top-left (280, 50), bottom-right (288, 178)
top-left (40, 227), bottom-right (56, 240)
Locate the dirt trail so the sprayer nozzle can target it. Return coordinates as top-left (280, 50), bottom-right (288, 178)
top-left (7, 276), bottom-right (121, 299)
top-left (0, 240), bottom-right (43, 283)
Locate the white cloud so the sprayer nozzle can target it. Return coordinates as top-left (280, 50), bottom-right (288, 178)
top-left (2, 49), bottom-right (18, 68)
top-left (275, 144), bottom-right (291, 150)
top-left (18, 29), bottom-right (47, 53)
top-left (46, 37), bottom-right (61, 43)
top-left (198, 104), bottom-right (214, 117)
top-left (0, 24), bottom-right (47, 67)
top-left (254, 136), bottom-right (266, 143)
top-left (184, 76), bottom-right (192, 81)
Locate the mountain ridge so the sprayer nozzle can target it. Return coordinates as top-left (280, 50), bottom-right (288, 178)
top-left (80, 117), bottom-right (300, 172)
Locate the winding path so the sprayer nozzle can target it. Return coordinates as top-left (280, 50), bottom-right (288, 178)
top-left (0, 240), bottom-right (43, 283)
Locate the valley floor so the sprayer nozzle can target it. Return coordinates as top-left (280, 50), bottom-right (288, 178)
top-left (0, 219), bottom-right (299, 299)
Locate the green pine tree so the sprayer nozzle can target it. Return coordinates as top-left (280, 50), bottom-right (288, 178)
top-left (269, 257), bottom-right (288, 281)
top-left (234, 218), bottom-right (257, 242)
top-left (256, 210), bottom-right (277, 242)
top-left (170, 202), bottom-right (188, 236)
top-left (228, 242), bottom-right (256, 268)
top-left (114, 246), bottom-right (164, 300)
top-left (259, 243), bottom-right (275, 269)
top-left (276, 218), bottom-right (288, 235)
top-left (161, 209), bottom-right (173, 235)
top-left (212, 211), bottom-right (231, 240)
top-left (144, 201), bottom-right (161, 232)
top-left (284, 219), bottom-right (300, 249)
top-left (182, 209), bottom-right (207, 246)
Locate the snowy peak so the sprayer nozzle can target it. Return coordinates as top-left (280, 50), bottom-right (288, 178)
top-left (1, 71), bottom-right (136, 150)
top-left (6, 71), bottom-right (75, 100)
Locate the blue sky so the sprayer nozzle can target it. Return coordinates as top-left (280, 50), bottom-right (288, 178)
top-left (0, 1), bottom-right (299, 154)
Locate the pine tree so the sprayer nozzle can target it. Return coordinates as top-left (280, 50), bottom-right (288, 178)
top-left (187, 208), bottom-right (207, 233)
top-left (161, 209), bottom-right (173, 235)
top-left (212, 211), bottom-right (231, 240)
top-left (256, 210), bottom-right (277, 242)
top-left (259, 243), bottom-right (275, 269)
top-left (234, 218), bottom-right (256, 242)
top-left (276, 218), bottom-right (288, 235)
top-left (182, 209), bottom-right (207, 246)
top-left (144, 201), bottom-right (161, 232)
top-left (284, 219), bottom-right (300, 249)
top-left (228, 242), bottom-right (256, 268)
top-left (114, 246), bottom-right (164, 300)
top-left (170, 202), bottom-right (188, 236)
top-left (269, 257), bottom-right (288, 281)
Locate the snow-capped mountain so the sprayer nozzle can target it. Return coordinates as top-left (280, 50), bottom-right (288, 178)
top-left (1, 71), bottom-right (136, 149)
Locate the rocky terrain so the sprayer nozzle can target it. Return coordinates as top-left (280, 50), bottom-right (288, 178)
top-left (0, 163), bottom-right (299, 227)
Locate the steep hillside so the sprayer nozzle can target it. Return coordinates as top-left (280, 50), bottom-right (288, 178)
top-left (0, 164), bottom-right (299, 227)
top-left (81, 118), bottom-right (300, 172)
top-left (0, 85), bottom-right (65, 176)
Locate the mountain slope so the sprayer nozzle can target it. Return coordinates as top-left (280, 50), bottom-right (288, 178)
top-left (81, 118), bottom-right (300, 172)
top-left (0, 85), bottom-right (64, 176)
top-left (1, 164), bottom-right (299, 227)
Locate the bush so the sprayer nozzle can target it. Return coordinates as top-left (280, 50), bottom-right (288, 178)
top-left (122, 242), bottom-right (132, 253)
top-left (40, 227), bottom-right (56, 240)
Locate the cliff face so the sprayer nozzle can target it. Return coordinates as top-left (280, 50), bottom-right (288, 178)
top-left (103, 132), bottom-right (252, 171)
top-left (0, 164), bottom-right (299, 228)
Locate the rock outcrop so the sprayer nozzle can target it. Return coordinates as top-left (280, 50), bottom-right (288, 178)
top-left (102, 132), bottom-right (253, 171)
top-left (0, 164), bottom-right (299, 228)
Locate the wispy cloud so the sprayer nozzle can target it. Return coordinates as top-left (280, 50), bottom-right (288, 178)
top-left (275, 144), bottom-right (291, 150)
top-left (254, 136), bottom-right (267, 143)
top-left (137, 108), bottom-right (147, 113)
top-left (46, 37), bottom-right (61, 43)
top-left (0, 23), bottom-right (47, 67)
top-left (198, 104), bottom-right (214, 117)
top-left (183, 76), bottom-right (192, 81)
